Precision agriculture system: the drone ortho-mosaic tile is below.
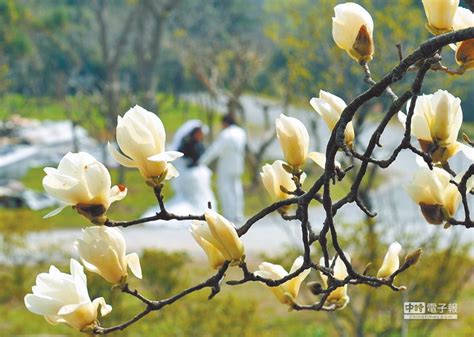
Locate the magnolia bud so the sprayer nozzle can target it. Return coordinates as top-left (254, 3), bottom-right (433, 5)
top-left (310, 90), bottom-right (355, 147)
top-left (75, 226), bottom-right (142, 284)
top-left (190, 210), bottom-right (244, 269)
top-left (332, 2), bottom-right (374, 63)
top-left (404, 248), bottom-right (423, 267)
top-left (406, 167), bottom-right (467, 225)
top-left (109, 105), bottom-right (183, 181)
top-left (275, 114), bottom-right (327, 169)
top-left (275, 114), bottom-right (310, 167)
top-left (377, 242), bottom-right (402, 279)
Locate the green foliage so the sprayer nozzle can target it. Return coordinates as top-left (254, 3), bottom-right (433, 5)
top-left (141, 249), bottom-right (189, 297)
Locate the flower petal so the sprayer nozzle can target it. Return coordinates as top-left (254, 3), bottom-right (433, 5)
top-left (307, 151), bottom-right (326, 168)
top-left (43, 204), bottom-right (69, 218)
top-left (108, 142), bottom-right (136, 168)
top-left (126, 253), bottom-right (142, 279)
top-left (147, 151), bottom-right (183, 163)
top-left (92, 297), bottom-right (112, 317)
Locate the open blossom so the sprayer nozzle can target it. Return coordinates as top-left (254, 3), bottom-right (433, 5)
top-left (108, 105), bottom-right (183, 183)
top-left (254, 256), bottom-right (310, 305)
top-left (406, 166), bottom-right (472, 225)
top-left (332, 2), bottom-right (374, 63)
top-left (422, 0), bottom-right (459, 34)
top-left (190, 210), bottom-right (244, 269)
top-left (42, 152), bottom-right (127, 222)
top-left (451, 7), bottom-right (474, 71)
top-left (377, 242), bottom-right (402, 279)
top-left (24, 259), bottom-right (111, 331)
top-left (310, 90), bottom-right (355, 147)
top-left (398, 90), bottom-right (473, 163)
top-left (275, 114), bottom-right (326, 168)
top-left (319, 253), bottom-right (350, 309)
top-left (260, 160), bottom-right (306, 208)
top-left (74, 226), bottom-right (142, 284)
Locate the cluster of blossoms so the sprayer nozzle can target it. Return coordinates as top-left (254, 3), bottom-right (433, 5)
top-left (23, 0), bottom-right (473, 334)
top-left (329, 0), bottom-right (474, 227)
top-left (406, 0), bottom-right (474, 226)
top-left (24, 102), bottom-right (408, 331)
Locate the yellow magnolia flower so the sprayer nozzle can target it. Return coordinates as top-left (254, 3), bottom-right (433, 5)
top-left (406, 166), bottom-right (472, 225)
top-left (190, 210), bottom-right (244, 269)
top-left (275, 114), bottom-right (326, 168)
top-left (310, 90), bottom-right (355, 148)
top-left (108, 105), bottom-right (183, 182)
top-left (398, 90), bottom-right (474, 163)
top-left (422, 0), bottom-right (459, 34)
top-left (42, 152), bottom-right (127, 222)
top-left (75, 226), bottom-right (142, 284)
top-left (254, 256), bottom-right (310, 305)
top-left (332, 2), bottom-right (374, 63)
top-left (260, 160), bottom-right (306, 202)
top-left (377, 242), bottom-right (402, 279)
top-left (24, 259), bottom-right (111, 331)
top-left (319, 253), bottom-right (350, 309)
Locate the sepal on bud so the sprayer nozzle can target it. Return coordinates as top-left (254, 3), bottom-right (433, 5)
top-left (307, 281), bottom-right (324, 295)
top-left (419, 203), bottom-right (448, 225)
top-left (455, 38), bottom-right (474, 72)
top-left (352, 24), bottom-right (374, 63)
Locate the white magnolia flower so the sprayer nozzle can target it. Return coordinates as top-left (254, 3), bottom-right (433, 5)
top-left (42, 152), bottom-right (127, 221)
top-left (398, 90), bottom-right (474, 163)
top-left (108, 105), bottom-right (183, 182)
top-left (377, 242), bottom-right (402, 279)
top-left (275, 114), bottom-right (326, 168)
top-left (451, 7), bottom-right (474, 71)
top-left (319, 253), bottom-right (350, 309)
top-left (24, 259), bottom-right (111, 331)
top-left (332, 2), bottom-right (374, 62)
top-left (254, 256), bottom-right (310, 305)
top-left (422, 0), bottom-right (459, 34)
top-left (190, 210), bottom-right (244, 269)
top-left (260, 160), bottom-right (306, 203)
top-left (310, 90), bottom-right (355, 147)
top-left (75, 226), bottom-right (142, 284)
top-left (406, 166), bottom-right (473, 225)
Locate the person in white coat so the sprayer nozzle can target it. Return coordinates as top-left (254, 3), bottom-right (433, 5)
top-left (200, 114), bottom-right (247, 223)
